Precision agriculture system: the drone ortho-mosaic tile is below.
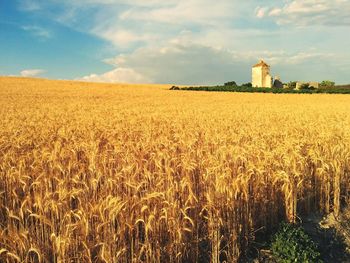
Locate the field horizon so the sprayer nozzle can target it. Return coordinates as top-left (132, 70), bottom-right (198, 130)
top-left (0, 76), bottom-right (174, 88)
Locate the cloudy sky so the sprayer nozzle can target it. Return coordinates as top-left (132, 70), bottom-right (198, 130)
top-left (1, 0), bottom-right (349, 85)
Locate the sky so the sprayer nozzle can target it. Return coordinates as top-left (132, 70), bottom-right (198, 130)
top-left (0, 0), bottom-right (350, 85)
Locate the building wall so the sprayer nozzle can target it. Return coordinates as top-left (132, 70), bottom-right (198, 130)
top-left (309, 82), bottom-right (319, 89)
top-left (264, 74), bottom-right (272, 88)
top-left (252, 66), bottom-right (272, 88)
top-left (252, 67), bottom-right (262, 88)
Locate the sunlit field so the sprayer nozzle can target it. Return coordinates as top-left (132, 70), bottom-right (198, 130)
top-left (0, 77), bottom-right (349, 262)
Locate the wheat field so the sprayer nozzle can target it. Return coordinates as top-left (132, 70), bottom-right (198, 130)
top-left (0, 77), bottom-right (349, 262)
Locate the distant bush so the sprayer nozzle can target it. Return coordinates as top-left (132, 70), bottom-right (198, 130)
top-left (170, 86), bottom-right (180, 90)
top-left (287, 81), bottom-right (297, 90)
top-left (175, 85), bottom-right (350, 94)
top-left (300, 83), bottom-right (316, 90)
top-left (224, 81), bottom-right (237, 87)
top-left (271, 223), bottom-right (322, 263)
top-left (242, 82), bottom-right (252, 87)
top-left (320, 80), bottom-right (335, 88)
top-left (301, 83), bottom-right (310, 89)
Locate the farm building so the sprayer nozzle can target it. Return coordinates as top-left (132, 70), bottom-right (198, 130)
top-left (252, 60), bottom-right (273, 88)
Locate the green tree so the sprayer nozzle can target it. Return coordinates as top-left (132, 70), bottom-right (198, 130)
top-left (300, 83), bottom-right (316, 90)
top-left (224, 81), bottom-right (237, 87)
top-left (320, 80), bottom-right (335, 88)
top-left (287, 81), bottom-right (297, 90)
top-left (242, 82), bottom-right (252, 87)
top-left (300, 83), bottom-right (310, 89)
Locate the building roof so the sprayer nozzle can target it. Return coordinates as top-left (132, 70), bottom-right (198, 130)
top-left (253, 60), bottom-right (270, 68)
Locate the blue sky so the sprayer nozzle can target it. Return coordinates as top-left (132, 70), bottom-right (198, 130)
top-left (1, 0), bottom-right (350, 85)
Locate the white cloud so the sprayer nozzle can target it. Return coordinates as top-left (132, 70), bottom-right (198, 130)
top-left (260, 0), bottom-right (350, 26)
top-left (255, 7), bottom-right (267, 18)
top-left (119, 0), bottom-right (238, 26)
top-left (268, 8), bottom-right (282, 17)
top-left (243, 50), bottom-right (336, 65)
top-left (102, 44), bottom-right (245, 85)
top-left (20, 69), bottom-right (46, 77)
top-left (92, 28), bottom-right (156, 47)
top-left (22, 25), bottom-right (52, 39)
top-left (79, 68), bottom-right (151, 83)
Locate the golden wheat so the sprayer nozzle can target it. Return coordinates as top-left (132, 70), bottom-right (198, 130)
top-left (0, 77), bottom-right (349, 262)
